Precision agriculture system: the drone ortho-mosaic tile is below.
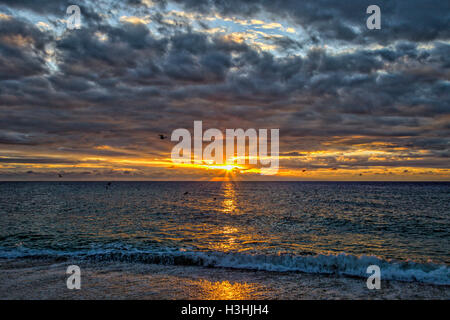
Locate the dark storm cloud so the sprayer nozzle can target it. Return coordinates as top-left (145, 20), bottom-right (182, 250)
top-left (0, 0), bottom-right (448, 178)
top-left (0, 131), bottom-right (36, 145)
top-left (0, 0), bottom-right (102, 24)
top-left (0, 16), bottom-right (50, 79)
top-left (264, 35), bottom-right (303, 52)
top-left (0, 0), bottom-right (74, 14)
top-left (166, 0), bottom-right (450, 44)
top-left (0, 157), bottom-right (77, 164)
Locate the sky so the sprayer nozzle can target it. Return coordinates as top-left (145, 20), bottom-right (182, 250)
top-left (0, 0), bottom-right (449, 181)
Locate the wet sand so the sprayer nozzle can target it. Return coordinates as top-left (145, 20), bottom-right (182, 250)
top-left (0, 258), bottom-right (448, 299)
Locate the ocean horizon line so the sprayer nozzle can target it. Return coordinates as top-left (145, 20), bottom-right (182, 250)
top-left (1, 180), bottom-right (449, 183)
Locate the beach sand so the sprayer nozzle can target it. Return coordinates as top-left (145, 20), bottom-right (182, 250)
top-left (0, 258), bottom-right (448, 300)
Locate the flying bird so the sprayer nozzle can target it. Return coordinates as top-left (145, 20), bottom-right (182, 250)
top-left (159, 134), bottom-right (168, 140)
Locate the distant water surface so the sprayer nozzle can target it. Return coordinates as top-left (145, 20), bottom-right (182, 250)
top-left (0, 182), bottom-right (448, 285)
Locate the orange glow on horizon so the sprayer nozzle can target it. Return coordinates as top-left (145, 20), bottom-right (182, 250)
top-left (1, 138), bottom-right (449, 181)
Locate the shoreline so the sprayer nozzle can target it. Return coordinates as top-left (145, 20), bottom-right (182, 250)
top-left (0, 258), bottom-right (448, 300)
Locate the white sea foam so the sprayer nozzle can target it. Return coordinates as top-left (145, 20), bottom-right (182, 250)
top-left (1, 246), bottom-right (448, 285)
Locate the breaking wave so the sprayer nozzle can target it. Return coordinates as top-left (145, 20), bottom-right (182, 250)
top-left (1, 246), bottom-right (448, 285)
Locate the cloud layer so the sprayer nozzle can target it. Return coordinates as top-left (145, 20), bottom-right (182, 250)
top-left (0, 0), bottom-right (448, 180)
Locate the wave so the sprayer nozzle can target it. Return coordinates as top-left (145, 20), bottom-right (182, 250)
top-left (0, 246), bottom-right (448, 285)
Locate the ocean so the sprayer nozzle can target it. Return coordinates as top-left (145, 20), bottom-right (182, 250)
top-left (0, 181), bottom-right (448, 299)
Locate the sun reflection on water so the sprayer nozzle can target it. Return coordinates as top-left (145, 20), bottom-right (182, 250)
top-left (210, 226), bottom-right (239, 251)
top-left (193, 279), bottom-right (261, 300)
top-left (221, 182), bottom-right (236, 214)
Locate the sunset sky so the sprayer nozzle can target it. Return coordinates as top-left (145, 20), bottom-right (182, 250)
top-left (0, 0), bottom-right (449, 181)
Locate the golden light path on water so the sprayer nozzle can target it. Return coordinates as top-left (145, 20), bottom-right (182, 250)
top-left (187, 181), bottom-right (263, 300)
top-left (190, 279), bottom-right (262, 300)
top-left (209, 182), bottom-right (240, 252)
top-left (221, 182), bottom-right (237, 214)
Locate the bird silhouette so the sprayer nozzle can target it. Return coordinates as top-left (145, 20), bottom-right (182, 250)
top-left (159, 134), bottom-right (168, 140)
top-left (58, 174), bottom-right (63, 178)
